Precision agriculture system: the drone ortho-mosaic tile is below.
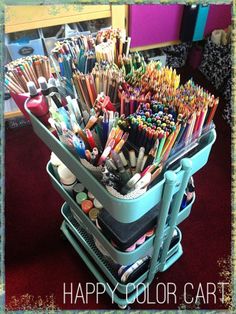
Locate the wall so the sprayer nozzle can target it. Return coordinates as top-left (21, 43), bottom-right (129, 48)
top-left (129, 4), bottom-right (232, 48)
top-left (129, 4), bottom-right (184, 48)
top-left (204, 4), bottom-right (231, 36)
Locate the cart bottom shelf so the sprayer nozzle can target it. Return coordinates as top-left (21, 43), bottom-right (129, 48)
top-left (61, 204), bottom-right (183, 307)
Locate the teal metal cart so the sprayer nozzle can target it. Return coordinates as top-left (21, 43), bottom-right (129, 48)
top-left (26, 106), bottom-right (216, 308)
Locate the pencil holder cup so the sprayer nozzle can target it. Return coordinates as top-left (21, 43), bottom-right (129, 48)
top-left (106, 185), bottom-right (147, 200)
top-left (79, 158), bottom-right (103, 180)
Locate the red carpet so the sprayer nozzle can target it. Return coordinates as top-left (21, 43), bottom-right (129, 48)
top-left (5, 69), bottom-right (231, 310)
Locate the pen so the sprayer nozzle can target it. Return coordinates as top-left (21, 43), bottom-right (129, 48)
top-left (135, 147), bottom-right (145, 174)
top-left (129, 149), bottom-right (136, 171)
top-left (111, 150), bottom-right (131, 185)
top-left (135, 172), bottom-right (152, 190)
top-left (85, 149), bottom-right (92, 161)
top-left (113, 132), bottom-right (129, 153)
top-left (98, 139), bottom-right (115, 165)
top-left (85, 129), bottom-right (96, 149)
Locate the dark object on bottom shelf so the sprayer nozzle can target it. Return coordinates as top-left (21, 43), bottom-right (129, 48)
top-left (97, 203), bottom-right (160, 251)
top-left (118, 256), bottom-right (150, 283)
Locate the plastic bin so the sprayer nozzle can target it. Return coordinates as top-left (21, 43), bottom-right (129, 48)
top-left (61, 202), bottom-right (182, 295)
top-left (176, 192), bottom-right (196, 225)
top-left (39, 25), bottom-right (65, 56)
top-left (5, 30), bottom-right (45, 60)
top-left (77, 18), bottom-right (111, 34)
top-left (4, 45), bottom-right (11, 65)
top-left (49, 162), bottom-right (158, 265)
top-left (26, 101), bottom-right (216, 222)
top-left (48, 161), bottom-right (193, 264)
top-left (40, 24), bottom-right (78, 56)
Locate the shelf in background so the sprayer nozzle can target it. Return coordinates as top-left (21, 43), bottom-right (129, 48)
top-left (5, 5), bottom-right (111, 33)
top-left (130, 40), bottom-right (181, 52)
top-left (4, 110), bottom-right (23, 119)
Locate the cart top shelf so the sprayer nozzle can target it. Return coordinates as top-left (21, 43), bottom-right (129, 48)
top-left (26, 106), bottom-right (216, 223)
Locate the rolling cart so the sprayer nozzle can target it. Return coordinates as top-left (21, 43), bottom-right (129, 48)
top-left (26, 105), bottom-right (216, 308)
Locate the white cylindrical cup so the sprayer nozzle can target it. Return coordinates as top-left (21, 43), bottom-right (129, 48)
top-left (58, 164), bottom-right (77, 196)
top-left (50, 152), bottom-right (63, 181)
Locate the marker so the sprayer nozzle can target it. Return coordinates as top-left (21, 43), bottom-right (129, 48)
top-left (85, 129), bottom-right (96, 149)
top-left (135, 147), bottom-right (145, 174)
top-left (119, 151), bottom-right (128, 168)
top-left (129, 150), bottom-right (136, 168)
top-left (85, 150), bottom-right (92, 161)
top-left (85, 115), bottom-right (98, 129)
top-left (111, 150), bottom-right (131, 185)
top-left (114, 132), bottom-right (129, 153)
top-left (120, 173), bottom-right (141, 194)
top-left (135, 172), bottom-right (152, 190)
top-left (98, 139), bottom-right (115, 165)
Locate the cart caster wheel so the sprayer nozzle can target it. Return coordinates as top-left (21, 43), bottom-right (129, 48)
top-left (118, 304), bottom-right (130, 310)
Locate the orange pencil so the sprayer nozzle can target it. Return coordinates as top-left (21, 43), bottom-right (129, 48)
top-left (206, 98), bottom-right (219, 125)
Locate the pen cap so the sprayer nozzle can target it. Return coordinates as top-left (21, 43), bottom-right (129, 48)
top-left (111, 150), bottom-right (124, 171)
top-left (119, 152), bottom-right (128, 167)
top-left (38, 77), bottom-right (48, 91)
top-left (66, 95), bottom-right (72, 104)
top-left (105, 158), bottom-right (117, 171)
top-left (126, 173), bottom-right (141, 188)
top-left (129, 150), bottom-right (136, 168)
top-left (58, 164), bottom-right (77, 185)
top-left (27, 81), bottom-right (38, 97)
top-left (48, 77), bottom-right (57, 87)
top-left (135, 172), bottom-right (152, 190)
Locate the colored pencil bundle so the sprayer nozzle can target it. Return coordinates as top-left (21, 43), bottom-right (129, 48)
top-left (18, 29), bottom-right (219, 196)
top-left (137, 61), bottom-right (180, 93)
top-left (175, 79), bottom-right (219, 129)
top-left (118, 101), bottom-right (179, 161)
top-left (51, 35), bottom-right (96, 73)
top-left (117, 80), bottom-right (218, 169)
top-left (5, 55), bottom-right (51, 94)
top-left (73, 62), bottom-right (124, 109)
top-left (95, 41), bottom-right (115, 64)
top-left (96, 28), bottom-right (131, 63)
top-left (118, 52), bottom-right (147, 83)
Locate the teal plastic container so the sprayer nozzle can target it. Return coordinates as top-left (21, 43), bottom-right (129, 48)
top-left (61, 202), bottom-right (182, 294)
top-left (48, 162), bottom-right (191, 265)
top-left (27, 106), bottom-right (216, 223)
top-left (176, 193), bottom-right (196, 225)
